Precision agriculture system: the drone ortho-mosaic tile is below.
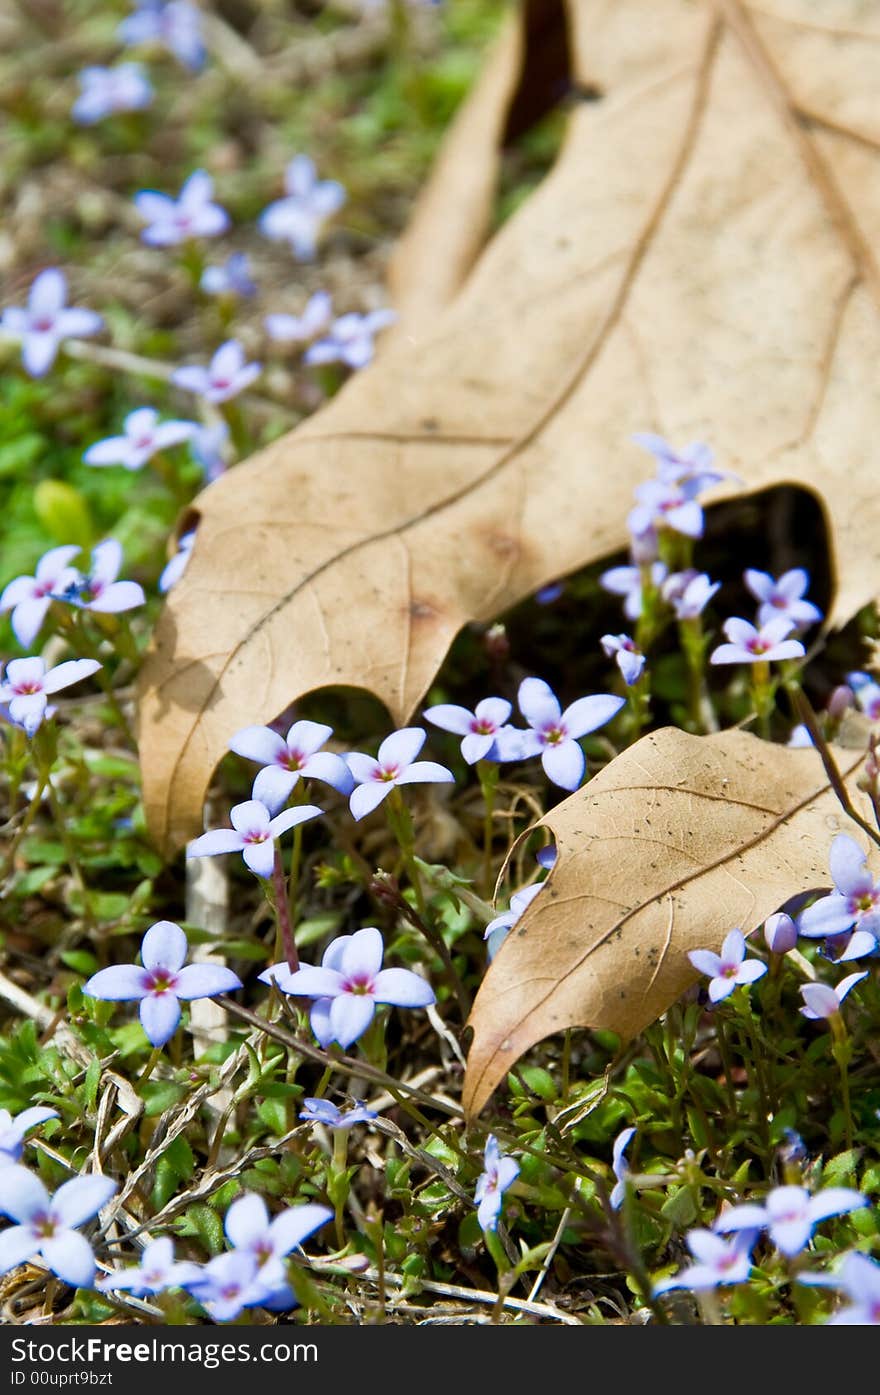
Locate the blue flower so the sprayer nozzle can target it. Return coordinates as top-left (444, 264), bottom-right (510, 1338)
top-left (72, 64), bottom-right (153, 124)
top-left (259, 157), bottom-right (346, 261)
top-left (299, 1098), bottom-right (377, 1129)
top-left (609, 1126), bottom-right (636, 1209)
top-left (688, 928), bottom-right (767, 1003)
top-left (474, 1135), bottom-right (519, 1232)
top-left (0, 1167), bottom-right (116, 1288)
top-left (83, 921), bottom-right (242, 1047)
top-left (516, 677), bottom-right (624, 791)
top-left (261, 927), bottom-right (435, 1050)
top-left (714, 1184), bottom-right (866, 1258)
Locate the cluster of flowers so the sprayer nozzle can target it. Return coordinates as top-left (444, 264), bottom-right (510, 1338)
top-left (611, 1127), bottom-right (879, 1321)
top-left (595, 433), bottom-right (822, 690)
top-left (0, 1108), bottom-right (333, 1323)
top-left (0, 540), bottom-right (146, 736)
top-left (686, 831), bottom-right (880, 1021)
top-left (656, 1180), bottom-right (877, 1319)
top-left (0, 1096), bottom-right (515, 1323)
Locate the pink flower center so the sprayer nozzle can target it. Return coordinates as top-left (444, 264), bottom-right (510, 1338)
top-left (541, 724), bottom-right (566, 746)
top-left (33, 1211), bottom-right (58, 1239)
top-left (281, 749), bottom-right (306, 772)
top-left (244, 829), bottom-right (269, 845)
top-left (213, 377), bottom-right (231, 391)
top-left (144, 970), bottom-right (178, 995)
top-left (32, 317), bottom-right (55, 334)
top-left (721, 963), bottom-right (739, 979)
top-left (377, 765), bottom-right (399, 782)
top-left (718, 1252), bottom-right (740, 1273)
top-left (471, 719), bottom-right (497, 735)
top-left (253, 1241), bottom-right (273, 1266)
top-left (343, 974), bottom-right (375, 997)
top-left (745, 637), bottom-right (770, 655)
top-left (854, 892), bottom-right (878, 913)
top-left (14, 681), bottom-right (43, 695)
top-left (221, 1283), bottom-right (242, 1300)
top-left (134, 435), bottom-right (154, 451)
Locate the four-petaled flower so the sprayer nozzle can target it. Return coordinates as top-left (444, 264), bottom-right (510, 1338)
top-left (83, 920), bottom-right (242, 1047)
top-left (304, 310), bottom-right (396, 371)
top-left (0, 1166), bottom-right (116, 1288)
top-left (230, 720), bottom-right (353, 813)
top-left (345, 728), bottom-right (454, 821)
top-left (299, 1098), bottom-right (377, 1129)
top-left (0, 657), bottom-right (101, 737)
top-left (264, 291), bottom-right (332, 345)
top-left (653, 1229), bottom-right (754, 1295)
top-left (799, 1252), bottom-right (880, 1325)
top-left (601, 633), bottom-right (645, 686)
top-left (159, 529), bottom-right (196, 593)
top-left (0, 1108), bottom-right (58, 1167)
top-left (628, 478), bottom-right (706, 541)
top-left (744, 568), bottom-right (822, 631)
top-left (516, 677), bottom-right (624, 791)
top-left (171, 339), bottom-right (261, 403)
top-left (259, 156), bottom-right (346, 261)
top-left (484, 883), bottom-right (543, 961)
top-left (260, 926), bottom-right (435, 1049)
top-left (201, 252), bottom-right (257, 299)
top-left (185, 1250), bottom-right (290, 1322)
top-left (709, 616), bottom-right (804, 666)
top-left (72, 64), bottom-right (153, 124)
top-left (688, 928), bottom-right (767, 1002)
top-left (600, 561), bottom-right (667, 621)
top-left (54, 539), bottom-right (146, 617)
top-left (135, 170), bottom-right (228, 247)
top-left (1, 269), bottom-right (102, 378)
top-left (609, 1126), bottom-right (636, 1210)
top-left (84, 407), bottom-right (196, 471)
top-left (474, 1135), bottom-right (519, 1232)
top-left (662, 570), bottom-right (721, 621)
top-left (222, 1193), bottom-right (331, 1286)
top-left (799, 971), bottom-right (867, 1021)
top-left (714, 1185), bottom-right (866, 1258)
top-left (632, 433), bottom-right (730, 488)
top-left (118, 0), bottom-right (206, 70)
top-left (424, 697), bottom-right (513, 764)
top-left (187, 799), bottom-right (322, 879)
top-left (0, 546), bottom-right (81, 648)
top-left (799, 834), bottom-right (880, 959)
top-left (97, 1236), bottom-right (201, 1296)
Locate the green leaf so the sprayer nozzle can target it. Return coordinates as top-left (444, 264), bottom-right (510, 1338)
top-left (60, 949), bottom-right (99, 976)
top-left (187, 1203), bottom-right (225, 1257)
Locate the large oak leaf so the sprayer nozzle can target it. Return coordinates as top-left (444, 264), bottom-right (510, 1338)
top-left (463, 727), bottom-right (876, 1117)
top-left (139, 0), bottom-right (880, 852)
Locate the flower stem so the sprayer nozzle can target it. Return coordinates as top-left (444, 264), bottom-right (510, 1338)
top-left (831, 1019), bottom-right (854, 1150)
top-left (476, 760), bottom-right (499, 896)
top-left (272, 847), bottom-right (298, 972)
top-left (749, 659), bottom-right (774, 740)
top-left (1, 769), bottom-right (49, 880)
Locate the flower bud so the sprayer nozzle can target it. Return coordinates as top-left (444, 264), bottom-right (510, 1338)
top-left (827, 685), bottom-right (854, 719)
top-left (764, 912), bottom-right (797, 955)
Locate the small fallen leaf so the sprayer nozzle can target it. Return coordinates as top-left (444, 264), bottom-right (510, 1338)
top-left (139, 0), bottom-right (880, 851)
top-left (462, 727), bottom-right (875, 1118)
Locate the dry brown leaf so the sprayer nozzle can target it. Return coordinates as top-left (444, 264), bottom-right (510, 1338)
top-left (463, 726), bottom-right (877, 1118)
top-left (139, 0), bottom-right (880, 852)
